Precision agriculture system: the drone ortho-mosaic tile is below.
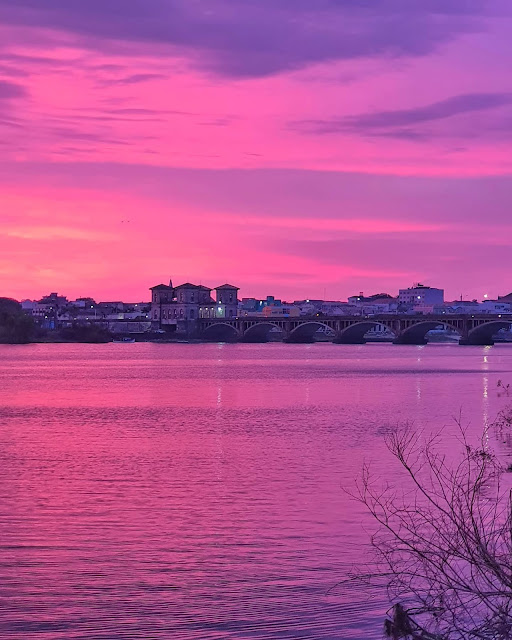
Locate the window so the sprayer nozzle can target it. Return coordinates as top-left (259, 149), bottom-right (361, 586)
top-left (190, 309), bottom-right (195, 319)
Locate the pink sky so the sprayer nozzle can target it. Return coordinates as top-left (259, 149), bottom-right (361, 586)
top-left (1, 1), bottom-right (511, 302)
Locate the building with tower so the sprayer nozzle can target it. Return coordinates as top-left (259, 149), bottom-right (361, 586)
top-left (150, 279), bottom-right (239, 336)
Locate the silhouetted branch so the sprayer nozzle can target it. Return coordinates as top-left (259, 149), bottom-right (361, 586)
top-left (356, 413), bottom-right (512, 640)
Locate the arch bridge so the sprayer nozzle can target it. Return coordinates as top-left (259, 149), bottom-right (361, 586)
top-left (198, 314), bottom-right (512, 346)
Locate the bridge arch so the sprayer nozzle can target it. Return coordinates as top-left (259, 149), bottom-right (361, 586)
top-left (243, 322), bottom-right (284, 342)
top-left (287, 321), bottom-right (335, 343)
top-left (398, 321), bottom-right (462, 345)
top-left (201, 322), bottom-right (240, 342)
top-left (336, 321), bottom-right (396, 344)
top-left (466, 320), bottom-right (512, 345)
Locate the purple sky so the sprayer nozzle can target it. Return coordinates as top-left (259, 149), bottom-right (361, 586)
top-left (1, 0), bottom-right (511, 301)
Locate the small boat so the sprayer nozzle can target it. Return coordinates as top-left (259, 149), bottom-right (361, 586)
top-left (112, 336), bottom-right (136, 343)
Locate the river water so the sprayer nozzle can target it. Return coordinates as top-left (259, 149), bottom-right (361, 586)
top-left (0, 342), bottom-right (511, 639)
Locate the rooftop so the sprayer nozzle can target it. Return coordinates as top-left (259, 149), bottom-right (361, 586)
top-left (350, 293), bottom-right (395, 301)
top-left (150, 284), bottom-right (173, 290)
top-left (401, 283), bottom-right (442, 291)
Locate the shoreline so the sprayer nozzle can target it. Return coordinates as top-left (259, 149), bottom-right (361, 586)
top-left (3, 337), bottom-right (512, 346)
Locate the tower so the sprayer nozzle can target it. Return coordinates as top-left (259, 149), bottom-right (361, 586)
top-left (215, 284), bottom-right (239, 318)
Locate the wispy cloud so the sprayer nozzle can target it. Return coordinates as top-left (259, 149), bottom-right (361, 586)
top-left (217, 214), bottom-right (448, 234)
top-left (344, 93), bottom-right (512, 129)
top-left (111, 73), bottom-right (167, 85)
top-left (3, 225), bottom-right (114, 241)
top-left (292, 92), bottom-right (512, 138)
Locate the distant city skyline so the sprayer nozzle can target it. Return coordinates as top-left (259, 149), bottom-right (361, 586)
top-left (17, 280), bottom-right (511, 306)
top-left (1, 2), bottom-right (512, 302)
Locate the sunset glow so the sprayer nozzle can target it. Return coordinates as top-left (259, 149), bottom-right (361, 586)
top-left (1, 1), bottom-right (511, 301)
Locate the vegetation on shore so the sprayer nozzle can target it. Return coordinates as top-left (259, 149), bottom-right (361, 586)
top-left (0, 297), bottom-right (112, 343)
top-left (0, 298), bottom-right (35, 343)
top-left (57, 324), bottom-right (112, 343)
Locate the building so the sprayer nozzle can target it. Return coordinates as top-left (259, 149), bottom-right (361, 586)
top-left (412, 304), bottom-right (448, 315)
top-left (348, 293), bottom-right (396, 308)
top-left (261, 304), bottom-right (300, 318)
top-left (293, 300), bottom-right (323, 316)
top-left (215, 284), bottom-right (240, 317)
top-left (444, 300), bottom-right (481, 314)
top-left (240, 296), bottom-right (280, 314)
top-left (71, 297), bottom-right (96, 309)
top-left (150, 279), bottom-right (239, 335)
top-left (398, 284), bottom-right (444, 307)
top-left (22, 292), bottom-right (69, 329)
top-left (479, 300), bottom-right (512, 314)
top-left (319, 301), bottom-right (360, 316)
top-left (39, 292), bottom-right (68, 307)
top-left (440, 299), bottom-right (512, 315)
top-left (347, 293), bottom-right (397, 314)
top-left (239, 296), bottom-right (300, 317)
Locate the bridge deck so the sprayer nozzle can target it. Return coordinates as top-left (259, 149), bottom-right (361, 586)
top-left (198, 314), bottom-right (512, 345)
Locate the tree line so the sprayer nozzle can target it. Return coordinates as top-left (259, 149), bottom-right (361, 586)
top-left (0, 298), bottom-right (111, 343)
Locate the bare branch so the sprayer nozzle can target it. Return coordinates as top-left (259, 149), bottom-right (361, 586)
top-left (355, 407), bottom-right (512, 639)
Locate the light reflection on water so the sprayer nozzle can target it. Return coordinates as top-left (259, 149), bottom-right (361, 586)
top-left (0, 342), bottom-right (511, 639)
